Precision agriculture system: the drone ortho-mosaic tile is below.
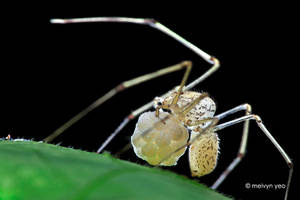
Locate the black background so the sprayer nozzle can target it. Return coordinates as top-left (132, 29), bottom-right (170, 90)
top-left (1, 2), bottom-right (298, 199)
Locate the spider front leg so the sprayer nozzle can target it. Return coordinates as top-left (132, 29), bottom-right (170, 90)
top-left (43, 61), bottom-right (190, 143)
top-left (47, 17), bottom-right (220, 153)
top-left (212, 104), bottom-right (293, 200)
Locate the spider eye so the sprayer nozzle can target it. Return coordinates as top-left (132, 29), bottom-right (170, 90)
top-left (157, 102), bottom-right (162, 106)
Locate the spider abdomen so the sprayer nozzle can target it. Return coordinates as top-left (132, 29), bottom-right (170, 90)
top-left (189, 131), bottom-right (219, 177)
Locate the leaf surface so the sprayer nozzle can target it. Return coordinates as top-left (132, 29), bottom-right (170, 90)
top-left (0, 140), bottom-right (231, 200)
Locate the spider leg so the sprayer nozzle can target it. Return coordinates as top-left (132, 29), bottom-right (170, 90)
top-left (210, 104), bottom-right (251, 189)
top-left (155, 61), bottom-right (192, 117)
top-left (51, 17), bottom-right (221, 91)
top-left (171, 61), bottom-right (192, 105)
top-left (212, 106), bottom-right (293, 200)
top-left (43, 61), bottom-right (190, 142)
top-left (48, 17), bottom-right (220, 152)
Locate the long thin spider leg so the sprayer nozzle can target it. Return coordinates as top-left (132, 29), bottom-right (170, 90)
top-left (211, 103), bottom-right (252, 188)
top-left (155, 61), bottom-right (192, 117)
top-left (211, 104), bottom-right (252, 188)
top-left (43, 61), bottom-right (190, 142)
top-left (214, 103), bottom-right (252, 120)
top-left (185, 57), bottom-right (219, 91)
top-left (51, 17), bottom-right (221, 91)
top-left (171, 61), bottom-right (192, 105)
top-left (49, 17), bottom-right (220, 150)
top-left (51, 17), bottom-right (215, 64)
top-left (96, 116), bottom-right (131, 153)
top-left (213, 113), bottom-right (293, 200)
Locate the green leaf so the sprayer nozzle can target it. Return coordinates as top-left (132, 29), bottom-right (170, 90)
top-left (0, 140), bottom-right (231, 200)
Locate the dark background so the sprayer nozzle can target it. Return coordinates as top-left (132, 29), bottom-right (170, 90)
top-left (1, 2), bottom-right (298, 199)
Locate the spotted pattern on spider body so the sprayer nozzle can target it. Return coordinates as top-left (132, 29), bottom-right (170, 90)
top-left (160, 87), bottom-right (216, 127)
top-left (189, 130), bottom-right (219, 177)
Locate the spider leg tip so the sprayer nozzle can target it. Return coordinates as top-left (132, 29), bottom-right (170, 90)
top-left (50, 19), bottom-right (65, 24)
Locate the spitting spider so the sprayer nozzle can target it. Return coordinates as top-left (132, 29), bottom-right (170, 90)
top-left (46, 17), bottom-right (293, 200)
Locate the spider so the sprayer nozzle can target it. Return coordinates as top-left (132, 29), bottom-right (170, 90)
top-left (46, 17), bottom-right (293, 200)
